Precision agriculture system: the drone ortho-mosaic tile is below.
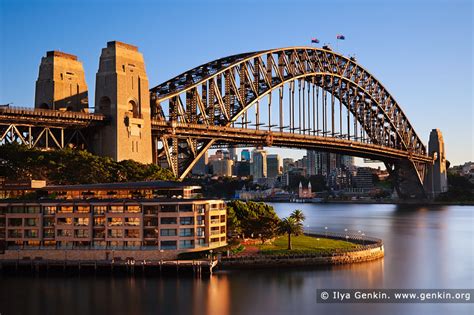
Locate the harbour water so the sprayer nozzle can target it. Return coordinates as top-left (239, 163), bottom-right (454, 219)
top-left (1, 203), bottom-right (473, 315)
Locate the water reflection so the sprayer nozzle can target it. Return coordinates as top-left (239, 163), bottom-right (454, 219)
top-left (0, 204), bottom-right (472, 315)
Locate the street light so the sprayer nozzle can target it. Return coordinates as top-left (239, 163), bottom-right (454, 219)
top-left (324, 226), bottom-right (328, 238)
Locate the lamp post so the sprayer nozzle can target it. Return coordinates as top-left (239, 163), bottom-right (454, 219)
top-left (324, 226), bottom-right (328, 238)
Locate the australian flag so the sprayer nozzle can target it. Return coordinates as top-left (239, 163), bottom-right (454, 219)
top-left (336, 34), bottom-right (345, 40)
top-left (311, 38), bottom-right (320, 44)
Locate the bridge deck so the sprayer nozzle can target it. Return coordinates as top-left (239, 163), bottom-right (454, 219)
top-left (0, 106), bottom-right (106, 127)
top-left (151, 120), bottom-right (433, 164)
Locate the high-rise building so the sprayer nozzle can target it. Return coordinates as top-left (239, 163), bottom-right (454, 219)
top-left (266, 154), bottom-right (281, 178)
top-left (235, 161), bottom-right (251, 177)
top-left (229, 146), bottom-right (237, 162)
top-left (191, 151), bottom-right (208, 176)
top-left (306, 150), bottom-right (318, 176)
top-left (341, 155), bottom-right (354, 170)
top-left (251, 148), bottom-right (267, 179)
top-left (241, 149), bottom-right (251, 162)
top-left (211, 160), bottom-right (233, 177)
top-left (283, 158), bottom-right (294, 173)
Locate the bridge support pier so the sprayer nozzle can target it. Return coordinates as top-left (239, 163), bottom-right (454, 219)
top-left (385, 160), bottom-right (427, 200)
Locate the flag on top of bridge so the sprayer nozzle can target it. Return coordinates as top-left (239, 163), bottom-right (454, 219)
top-left (311, 38), bottom-right (320, 44)
top-left (336, 34), bottom-right (345, 40)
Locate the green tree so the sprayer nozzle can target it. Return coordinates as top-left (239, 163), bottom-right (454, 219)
top-left (226, 200), bottom-right (280, 239)
top-left (0, 144), bottom-right (175, 185)
top-left (278, 217), bottom-right (304, 250)
top-left (290, 209), bottom-right (306, 224)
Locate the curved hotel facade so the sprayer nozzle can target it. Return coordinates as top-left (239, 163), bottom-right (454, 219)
top-left (0, 180), bottom-right (227, 260)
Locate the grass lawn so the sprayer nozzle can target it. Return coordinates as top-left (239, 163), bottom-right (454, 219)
top-left (256, 235), bottom-right (357, 255)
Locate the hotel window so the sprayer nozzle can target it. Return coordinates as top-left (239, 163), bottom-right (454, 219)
top-left (75, 230), bottom-right (89, 238)
top-left (161, 205), bottom-right (177, 212)
top-left (60, 206), bottom-right (73, 213)
top-left (94, 217), bottom-right (105, 226)
top-left (57, 217), bottom-right (73, 225)
top-left (210, 216), bottom-right (220, 224)
top-left (93, 206), bottom-right (107, 215)
top-left (144, 218), bottom-right (158, 227)
top-left (160, 240), bottom-right (177, 250)
top-left (196, 227), bottom-right (205, 237)
top-left (180, 217), bottom-right (193, 225)
top-left (210, 237), bottom-right (219, 243)
top-left (43, 218), bottom-right (55, 227)
top-left (43, 229), bottom-right (55, 238)
top-left (8, 229), bottom-right (22, 238)
top-left (8, 218), bottom-right (22, 227)
top-left (126, 205), bottom-right (141, 213)
top-left (108, 218), bottom-right (123, 226)
top-left (109, 205), bottom-right (124, 213)
top-left (108, 229), bottom-right (123, 238)
top-left (160, 217), bottom-right (177, 225)
top-left (179, 204), bottom-right (193, 212)
top-left (179, 240), bottom-right (194, 249)
top-left (26, 206), bottom-right (40, 213)
top-left (75, 217), bottom-right (89, 226)
top-left (195, 205), bottom-right (206, 214)
top-left (196, 216), bottom-right (205, 225)
top-left (220, 215), bottom-right (226, 223)
top-left (125, 217), bottom-right (140, 226)
top-left (25, 218), bottom-right (37, 227)
top-left (160, 229), bottom-right (177, 236)
top-left (43, 206), bottom-right (57, 214)
top-left (179, 228), bottom-right (194, 237)
top-left (10, 206), bottom-right (24, 213)
top-left (143, 206), bottom-right (159, 215)
top-left (197, 239), bottom-right (205, 246)
top-left (93, 230), bottom-right (105, 239)
top-left (125, 230), bottom-right (140, 238)
top-left (76, 206), bottom-right (90, 213)
top-left (58, 229), bottom-right (73, 237)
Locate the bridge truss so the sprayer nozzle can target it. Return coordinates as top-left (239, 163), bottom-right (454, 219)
top-left (150, 47), bottom-right (434, 199)
top-left (0, 107), bottom-right (105, 149)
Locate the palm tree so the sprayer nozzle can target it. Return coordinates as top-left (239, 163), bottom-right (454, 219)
top-left (290, 209), bottom-right (306, 224)
top-left (279, 217), bottom-right (303, 250)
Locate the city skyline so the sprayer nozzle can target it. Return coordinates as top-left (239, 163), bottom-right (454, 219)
top-left (0, 0), bottom-right (472, 166)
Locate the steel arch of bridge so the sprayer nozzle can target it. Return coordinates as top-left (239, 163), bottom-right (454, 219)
top-left (150, 46), bottom-right (433, 198)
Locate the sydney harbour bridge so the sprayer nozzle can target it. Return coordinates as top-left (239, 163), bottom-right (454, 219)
top-left (0, 41), bottom-right (443, 200)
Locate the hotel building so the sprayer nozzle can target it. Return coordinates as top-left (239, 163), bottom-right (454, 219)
top-left (0, 181), bottom-right (227, 259)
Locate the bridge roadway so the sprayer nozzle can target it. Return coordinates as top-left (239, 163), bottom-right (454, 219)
top-left (150, 120), bottom-right (432, 164)
top-left (0, 106), bottom-right (106, 127)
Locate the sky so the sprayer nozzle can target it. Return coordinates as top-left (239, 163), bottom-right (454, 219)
top-left (0, 0), bottom-right (472, 166)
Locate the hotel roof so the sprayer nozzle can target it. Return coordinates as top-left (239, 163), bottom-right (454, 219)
top-left (42, 181), bottom-right (201, 191)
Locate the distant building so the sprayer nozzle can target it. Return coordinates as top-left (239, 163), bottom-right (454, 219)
top-left (354, 167), bottom-right (374, 189)
top-left (191, 151), bottom-right (208, 176)
top-left (241, 149), bottom-right (251, 162)
top-left (229, 146), bottom-right (237, 162)
top-left (251, 148), bottom-right (267, 180)
top-left (298, 181), bottom-right (315, 199)
top-left (211, 159), bottom-right (233, 177)
top-left (235, 161), bottom-right (251, 177)
top-left (266, 154), bottom-right (281, 179)
top-left (283, 158), bottom-right (294, 173)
